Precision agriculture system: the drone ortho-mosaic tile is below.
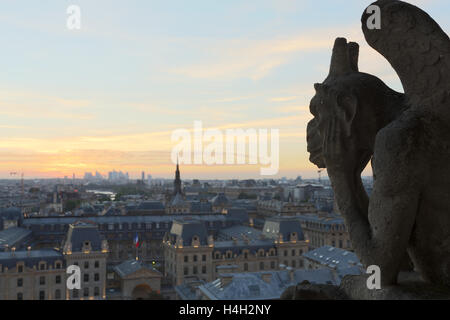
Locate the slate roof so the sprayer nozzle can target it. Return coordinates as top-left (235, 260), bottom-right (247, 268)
top-left (64, 221), bottom-right (103, 252)
top-left (169, 220), bottom-right (209, 245)
top-left (303, 245), bottom-right (363, 270)
top-left (0, 249), bottom-right (63, 269)
top-left (0, 207), bottom-right (22, 221)
top-left (0, 227), bottom-right (32, 251)
top-left (197, 267), bottom-right (362, 300)
top-left (23, 214), bottom-right (227, 226)
top-left (175, 280), bottom-right (206, 300)
top-left (114, 259), bottom-right (161, 278)
top-left (104, 207), bottom-right (122, 216)
top-left (171, 193), bottom-right (187, 206)
top-left (189, 201), bottom-right (212, 213)
top-left (197, 268), bottom-right (339, 300)
top-left (137, 201), bottom-right (165, 211)
top-left (262, 216), bottom-right (305, 241)
top-left (229, 200), bottom-right (257, 211)
top-left (211, 193), bottom-right (229, 206)
top-left (80, 204), bottom-right (96, 214)
top-left (296, 213), bottom-right (346, 228)
top-left (218, 225), bottom-right (262, 241)
top-left (213, 239), bottom-right (274, 254)
top-left (226, 208), bottom-right (249, 223)
top-left (23, 214), bottom-right (228, 226)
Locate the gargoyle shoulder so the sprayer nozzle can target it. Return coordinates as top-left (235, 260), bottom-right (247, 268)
top-left (372, 111), bottom-right (427, 192)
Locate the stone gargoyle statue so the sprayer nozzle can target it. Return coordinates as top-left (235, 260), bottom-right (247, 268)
top-left (289, 0), bottom-right (450, 299)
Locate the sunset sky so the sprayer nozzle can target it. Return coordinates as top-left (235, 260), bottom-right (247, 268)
top-left (0, 0), bottom-right (447, 179)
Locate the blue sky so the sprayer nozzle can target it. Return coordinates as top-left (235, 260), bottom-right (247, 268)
top-left (0, 0), bottom-right (447, 179)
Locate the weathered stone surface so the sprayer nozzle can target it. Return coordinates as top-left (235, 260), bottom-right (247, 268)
top-left (302, 0), bottom-right (450, 298)
top-left (340, 272), bottom-right (450, 300)
top-left (281, 281), bottom-right (349, 300)
top-left (282, 273), bottom-right (450, 300)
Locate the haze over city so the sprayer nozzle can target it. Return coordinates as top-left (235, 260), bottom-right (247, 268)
top-left (0, 0), bottom-right (447, 179)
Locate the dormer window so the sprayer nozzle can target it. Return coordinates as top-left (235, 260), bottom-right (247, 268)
top-left (191, 235), bottom-right (200, 247)
top-left (291, 232), bottom-right (298, 241)
top-left (82, 241), bottom-right (92, 253)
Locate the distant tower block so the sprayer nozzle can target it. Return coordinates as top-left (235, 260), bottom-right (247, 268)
top-left (141, 171), bottom-right (145, 182)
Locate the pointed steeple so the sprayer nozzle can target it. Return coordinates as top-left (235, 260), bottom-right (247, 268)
top-left (174, 158), bottom-right (182, 195)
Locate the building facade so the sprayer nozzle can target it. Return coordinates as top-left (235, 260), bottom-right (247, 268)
top-left (163, 217), bottom-right (309, 286)
top-left (297, 213), bottom-right (352, 251)
top-left (62, 221), bottom-right (109, 300)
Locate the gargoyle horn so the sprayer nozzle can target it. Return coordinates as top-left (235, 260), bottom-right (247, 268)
top-left (328, 38), bottom-right (360, 77)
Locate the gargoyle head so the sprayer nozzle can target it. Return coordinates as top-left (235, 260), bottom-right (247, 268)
top-left (307, 38), bottom-right (360, 169)
top-left (307, 38), bottom-right (404, 171)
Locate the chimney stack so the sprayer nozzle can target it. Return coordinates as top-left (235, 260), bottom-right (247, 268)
top-left (220, 274), bottom-right (233, 287)
top-left (261, 273), bottom-right (272, 284)
top-left (286, 266), bottom-right (295, 282)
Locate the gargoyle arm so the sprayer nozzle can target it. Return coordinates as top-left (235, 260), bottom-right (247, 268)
top-left (329, 120), bottom-right (424, 284)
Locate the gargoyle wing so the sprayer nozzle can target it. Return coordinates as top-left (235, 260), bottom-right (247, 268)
top-left (362, 0), bottom-right (450, 107)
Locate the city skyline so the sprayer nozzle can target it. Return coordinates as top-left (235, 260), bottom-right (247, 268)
top-left (0, 0), bottom-right (448, 180)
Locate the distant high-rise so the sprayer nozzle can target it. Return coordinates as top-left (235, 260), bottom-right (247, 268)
top-left (141, 171), bottom-right (145, 182)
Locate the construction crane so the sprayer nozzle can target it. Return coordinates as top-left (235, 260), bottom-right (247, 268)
top-left (318, 169), bottom-right (323, 184)
top-left (10, 172), bottom-right (24, 207)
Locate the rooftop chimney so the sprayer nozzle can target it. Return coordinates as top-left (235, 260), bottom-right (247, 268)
top-left (220, 274), bottom-right (233, 287)
top-left (261, 273), bottom-right (272, 284)
top-left (286, 266), bottom-right (295, 282)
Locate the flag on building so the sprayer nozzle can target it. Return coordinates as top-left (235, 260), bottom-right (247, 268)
top-left (134, 233), bottom-right (140, 248)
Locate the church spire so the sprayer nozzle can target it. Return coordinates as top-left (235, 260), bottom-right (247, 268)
top-left (174, 159), bottom-right (182, 195)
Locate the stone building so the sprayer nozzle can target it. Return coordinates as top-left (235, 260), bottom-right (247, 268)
top-left (0, 248), bottom-right (66, 300)
top-left (22, 213), bottom-right (241, 270)
top-left (109, 259), bottom-right (163, 300)
top-left (211, 193), bottom-right (229, 213)
top-left (302, 245), bottom-right (363, 273)
top-left (0, 207), bottom-right (23, 230)
top-left (0, 220), bottom-right (109, 300)
top-left (165, 193), bottom-right (190, 214)
top-left (256, 200), bottom-right (317, 217)
top-left (62, 221), bottom-right (109, 300)
top-left (297, 213), bottom-right (351, 250)
top-left (162, 216), bottom-right (309, 286)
